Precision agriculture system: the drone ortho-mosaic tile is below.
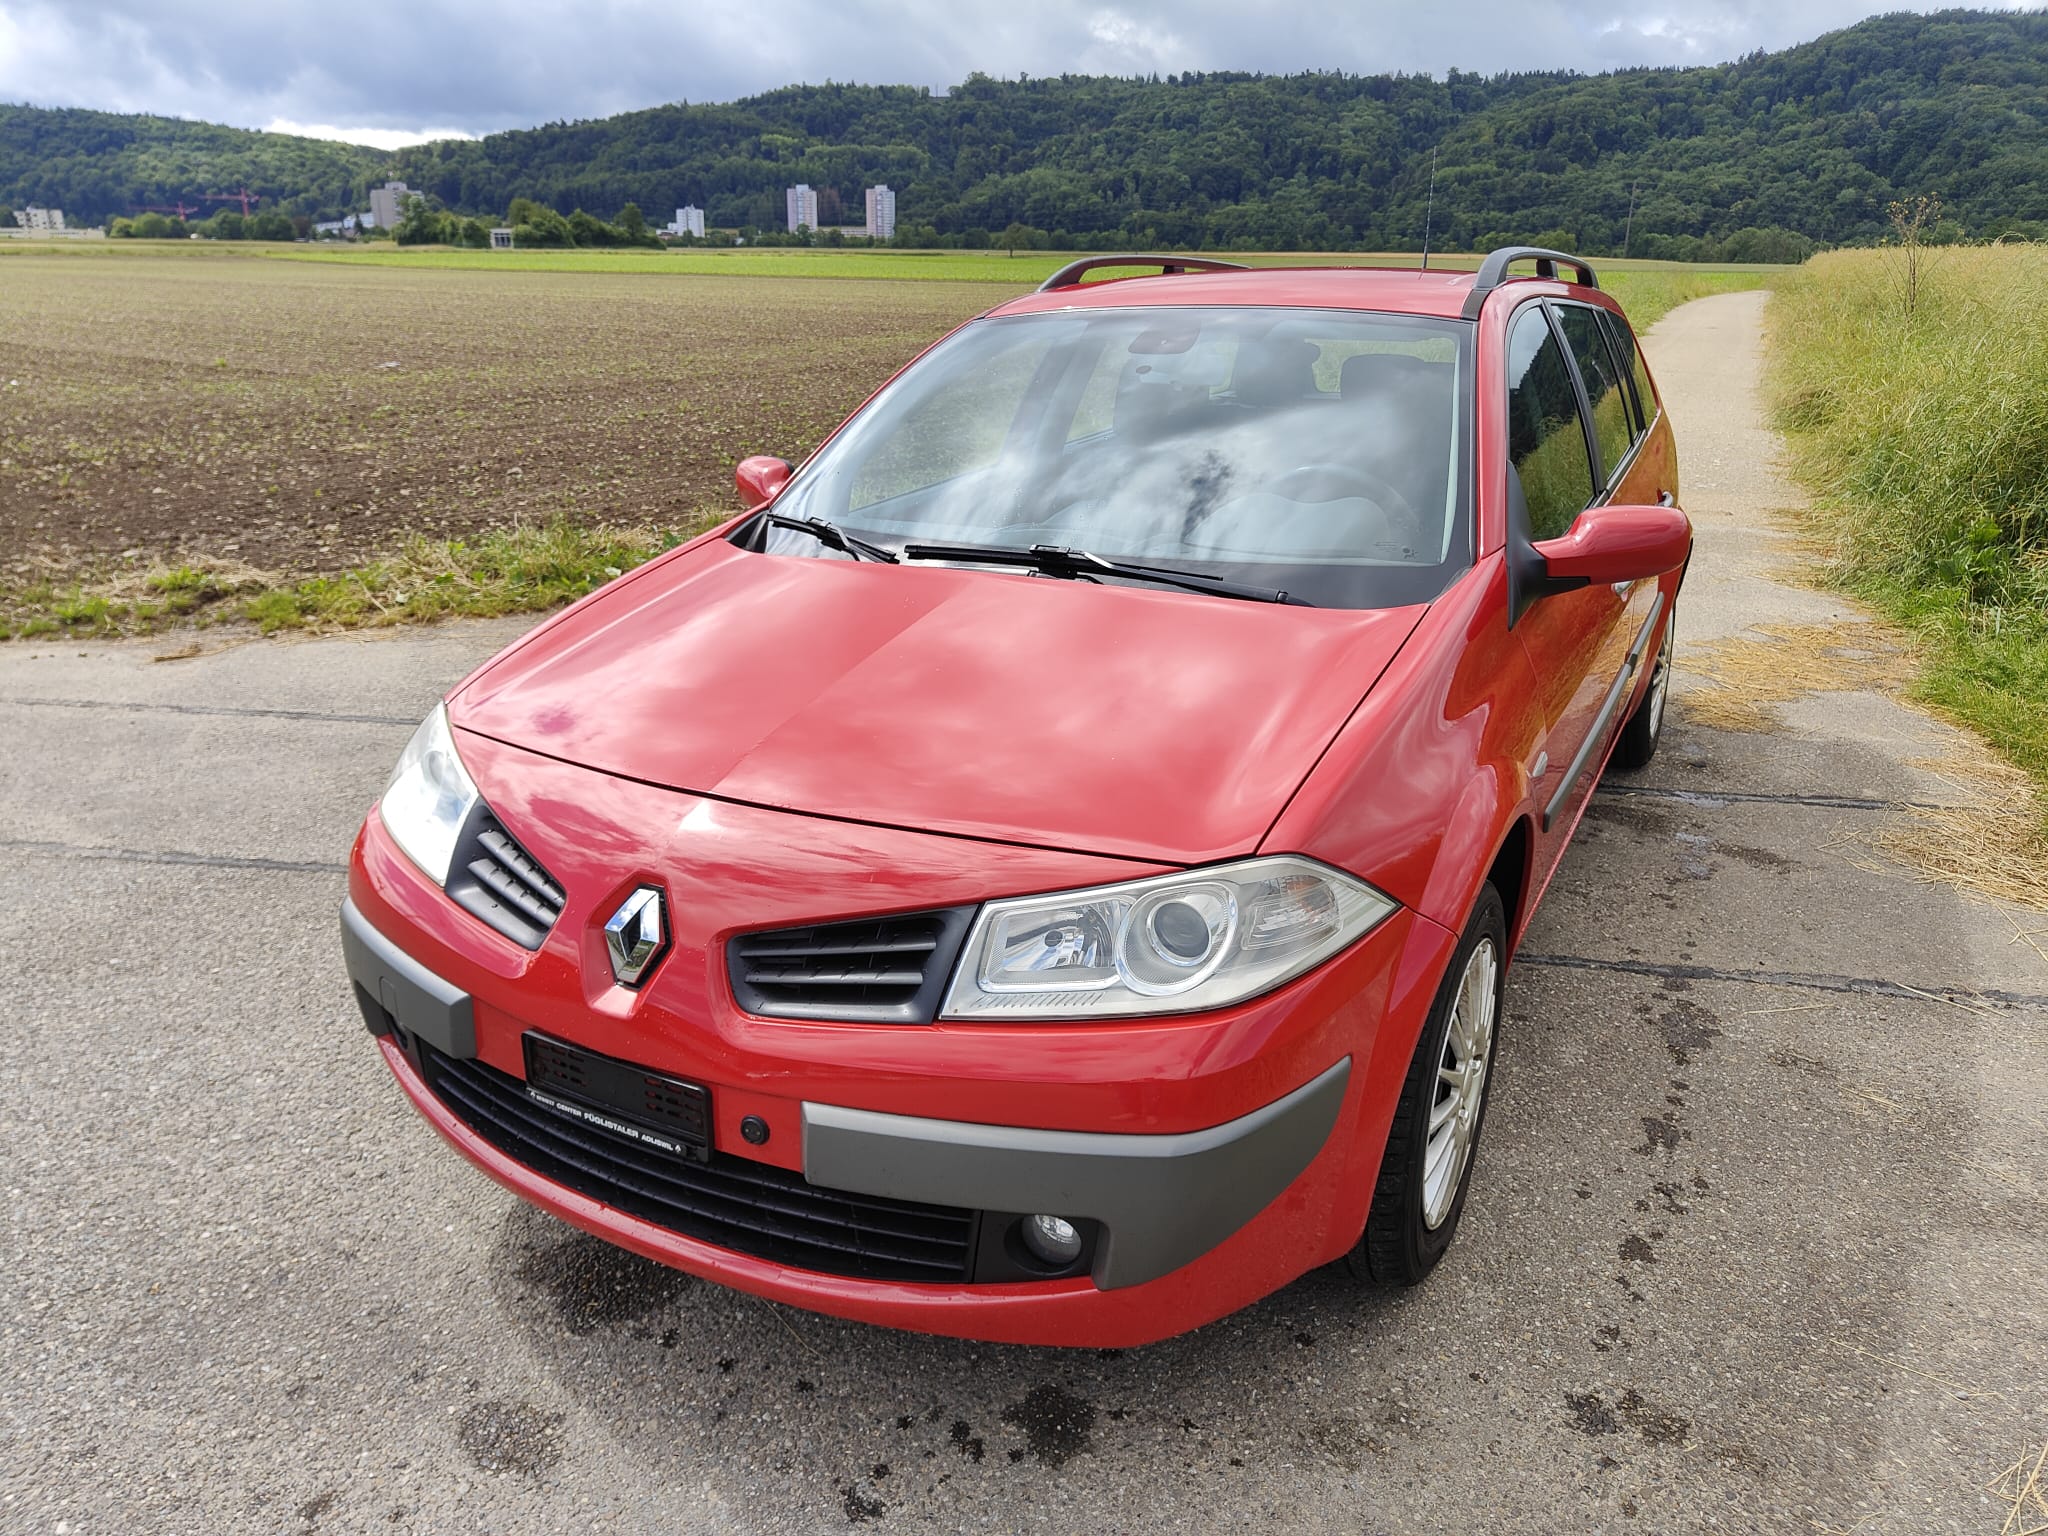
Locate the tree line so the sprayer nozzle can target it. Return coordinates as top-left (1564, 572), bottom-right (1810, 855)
top-left (107, 207), bottom-right (304, 240)
top-left (5, 11), bottom-right (2044, 254)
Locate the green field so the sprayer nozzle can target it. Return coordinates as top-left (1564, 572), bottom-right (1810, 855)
top-left (266, 246), bottom-right (1780, 324)
top-left (6, 237), bottom-right (1778, 329)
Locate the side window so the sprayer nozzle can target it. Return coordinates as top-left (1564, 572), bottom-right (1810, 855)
top-left (1554, 304), bottom-right (1632, 488)
top-left (1604, 312), bottom-right (1659, 432)
top-left (1597, 312), bottom-right (1645, 435)
top-left (1506, 307), bottom-right (1594, 540)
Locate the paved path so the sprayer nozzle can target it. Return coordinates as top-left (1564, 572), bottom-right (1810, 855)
top-left (3, 291), bottom-right (2042, 1534)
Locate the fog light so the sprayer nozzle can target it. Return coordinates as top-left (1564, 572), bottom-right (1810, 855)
top-left (1021, 1214), bottom-right (1084, 1268)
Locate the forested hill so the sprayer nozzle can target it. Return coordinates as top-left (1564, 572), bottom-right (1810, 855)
top-left (0, 107), bottom-right (384, 225)
top-left (6, 9), bottom-right (2045, 254)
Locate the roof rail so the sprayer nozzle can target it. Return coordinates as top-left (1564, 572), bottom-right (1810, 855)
top-left (1037, 254), bottom-right (1249, 293)
top-left (1459, 246), bottom-right (1599, 320)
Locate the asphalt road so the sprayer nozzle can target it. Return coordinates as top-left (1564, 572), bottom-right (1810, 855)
top-left (4, 290), bottom-right (2043, 1535)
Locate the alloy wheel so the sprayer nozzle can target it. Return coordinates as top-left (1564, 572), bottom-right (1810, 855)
top-left (1422, 937), bottom-right (1499, 1230)
top-left (1647, 624), bottom-right (1674, 739)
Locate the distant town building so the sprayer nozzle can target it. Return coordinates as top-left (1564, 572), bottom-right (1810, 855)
top-left (0, 207), bottom-right (100, 240)
top-left (670, 205), bottom-right (705, 238)
top-left (313, 215), bottom-right (364, 238)
top-left (490, 227), bottom-right (514, 250)
top-left (366, 181), bottom-right (411, 229)
top-left (785, 184), bottom-right (819, 233)
top-left (864, 185), bottom-right (896, 241)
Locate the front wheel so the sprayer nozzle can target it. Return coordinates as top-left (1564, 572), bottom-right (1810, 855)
top-left (1356, 882), bottom-right (1507, 1285)
top-left (1612, 608), bottom-right (1674, 771)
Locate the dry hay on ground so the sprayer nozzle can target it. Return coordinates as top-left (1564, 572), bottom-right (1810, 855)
top-left (1677, 619), bottom-right (1917, 733)
top-left (1677, 620), bottom-right (2048, 913)
top-left (1872, 756), bottom-right (2048, 914)
top-left (1989, 1443), bottom-right (2048, 1536)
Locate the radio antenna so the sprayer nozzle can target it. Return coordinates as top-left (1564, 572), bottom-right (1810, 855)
top-left (1419, 146), bottom-right (1439, 273)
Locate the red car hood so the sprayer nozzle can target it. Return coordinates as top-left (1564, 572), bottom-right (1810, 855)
top-left (453, 541), bottom-right (1425, 865)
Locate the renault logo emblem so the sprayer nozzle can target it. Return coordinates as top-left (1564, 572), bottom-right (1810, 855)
top-left (604, 886), bottom-right (669, 988)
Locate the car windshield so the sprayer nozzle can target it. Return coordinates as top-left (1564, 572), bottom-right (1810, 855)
top-left (747, 305), bottom-right (1474, 610)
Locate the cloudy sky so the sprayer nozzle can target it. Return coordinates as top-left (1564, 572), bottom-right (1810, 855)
top-left (0, 0), bottom-right (2012, 145)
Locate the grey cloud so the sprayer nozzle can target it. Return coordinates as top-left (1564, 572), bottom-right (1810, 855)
top-left (0, 0), bottom-right (1984, 139)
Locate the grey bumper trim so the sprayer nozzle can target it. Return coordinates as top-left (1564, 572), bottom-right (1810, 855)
top-left (340, 897), bottom-right (476, 1059)
top-left (801, 1056), bottom-right (1352, 1290)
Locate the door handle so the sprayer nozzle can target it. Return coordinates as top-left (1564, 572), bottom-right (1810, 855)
top-left (1658, 491), bottom-right (1675, 507)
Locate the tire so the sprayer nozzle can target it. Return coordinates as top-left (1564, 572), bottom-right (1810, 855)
top-left (1611, 606), bottom-right (1675, 772)
top-left (1357, 882), bottom-right (1508, 1286)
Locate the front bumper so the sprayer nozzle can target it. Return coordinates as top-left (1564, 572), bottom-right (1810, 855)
top-left (345, 730), bottom-right (1457, 1345)
top-left (347, 896), bottom-right (1349, 1293)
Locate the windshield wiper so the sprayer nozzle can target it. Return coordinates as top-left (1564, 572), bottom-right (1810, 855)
top-left (762, 513), bottom-right (899, 564)
top-left (897, 542), bottom-right (1301, 605)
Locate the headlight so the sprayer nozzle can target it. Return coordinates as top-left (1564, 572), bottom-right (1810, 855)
top-left (378, 703), bottom-right (478, 884)
top-left (941, 856), bottom-right (1397, 1020)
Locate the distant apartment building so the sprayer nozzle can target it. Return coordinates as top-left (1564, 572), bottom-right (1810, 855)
top-left (366, 181), bottom-right (411, 229)
top-left (863, 185), bottom-right (896, 241)
top-left (785, 184), bottom-right (819, 233)
top-left (1, 205), bottom-right (99, 240)
top-left (671, 205), bottom-right (705, 238)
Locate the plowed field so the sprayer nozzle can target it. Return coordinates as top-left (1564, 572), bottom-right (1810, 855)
top-left (0, 249), bottom-right (1016, 583)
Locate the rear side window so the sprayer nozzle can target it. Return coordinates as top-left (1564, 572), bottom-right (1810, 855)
top-left (1506, 308), bottom-right (1593, 540)
top-left (1554, 304), bottom-right (1632, 488)
top-left (1603, 312), bottom-right (1659, 431)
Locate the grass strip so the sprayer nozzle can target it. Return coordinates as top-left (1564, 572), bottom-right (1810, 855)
top-left (2, 516), bottom-right (716, 640)
top-left (5, 237), bottom-right (1787, 305)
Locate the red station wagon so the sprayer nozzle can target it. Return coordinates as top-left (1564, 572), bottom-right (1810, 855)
top-left (341, 247), bottom-right (1688, 1347)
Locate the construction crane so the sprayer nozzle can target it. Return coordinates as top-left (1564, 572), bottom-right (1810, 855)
top-left (134, 201), bottom-right (201, 220)
top-left (202, 187), bottom-right (263, 217)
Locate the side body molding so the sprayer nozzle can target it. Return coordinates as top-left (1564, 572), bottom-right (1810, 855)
top-left (1541, 590), bottom-right (1667, 831)
top-left (802, 1057), bottom-right (1352, 1289)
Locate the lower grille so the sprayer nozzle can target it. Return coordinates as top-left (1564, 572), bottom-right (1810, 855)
top-left (417, 1043), bottom-right (976, 1283)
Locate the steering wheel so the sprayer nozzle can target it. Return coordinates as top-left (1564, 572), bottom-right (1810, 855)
top-left (1268, 462), bottom-right (1430, 553)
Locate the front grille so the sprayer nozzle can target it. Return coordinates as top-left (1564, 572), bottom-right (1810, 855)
top-left (729, 907), bottom-right (974, 1023)
top-left (446, 807), bottom-right (563, 950)
top-left (417, 1042), bottom-right (976, 1283)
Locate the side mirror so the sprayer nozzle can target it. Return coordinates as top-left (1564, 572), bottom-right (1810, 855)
top-left (1533, 504), bottom-right (1691, 586)
top-left (735, 455), bottom-right (793, 505)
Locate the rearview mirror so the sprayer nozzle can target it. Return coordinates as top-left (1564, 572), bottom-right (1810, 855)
top-left (1533, 504), bottom-right (1691, 586)
top-left (735, 455), bottom-right (793, 505)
